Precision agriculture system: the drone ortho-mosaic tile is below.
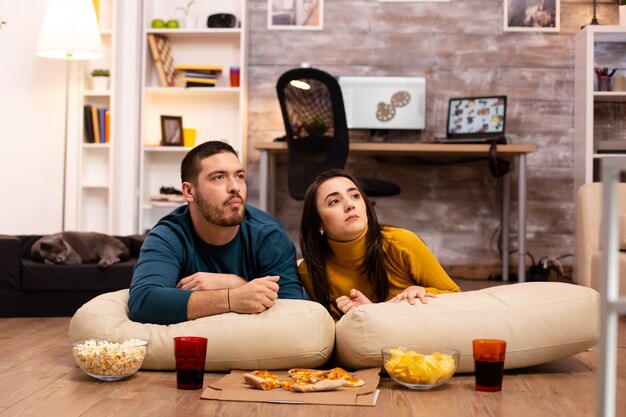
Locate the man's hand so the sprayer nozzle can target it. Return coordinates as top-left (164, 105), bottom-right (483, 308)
top-left (229, 275), bottom-right (280, 313)
top-left (176, 272), bottom-right (246, 291)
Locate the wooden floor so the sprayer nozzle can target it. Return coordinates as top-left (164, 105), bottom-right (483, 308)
top-left (0, 311), bottom-right (624, 417)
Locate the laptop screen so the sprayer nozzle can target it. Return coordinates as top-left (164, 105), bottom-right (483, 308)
top-left (446, 96), bottom-right (507, 139)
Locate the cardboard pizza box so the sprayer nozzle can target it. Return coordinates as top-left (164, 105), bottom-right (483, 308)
top-left (201, 368), bottom-right (381, 406)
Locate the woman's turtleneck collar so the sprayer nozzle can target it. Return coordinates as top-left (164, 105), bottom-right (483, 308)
top-left (326, 226), bottom-right (368, 262)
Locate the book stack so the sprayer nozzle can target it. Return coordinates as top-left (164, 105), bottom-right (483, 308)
top-left (175, 64), bottom-right (223, 87)
top-left (83, 104), bottom-right (110, 143)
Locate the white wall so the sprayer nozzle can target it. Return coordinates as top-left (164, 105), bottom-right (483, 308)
top-left (0, 1), bottom-right (142, 235)
top-left (0, 1), bottom-right (67, 234)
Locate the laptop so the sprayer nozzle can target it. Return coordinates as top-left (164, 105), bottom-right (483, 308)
top-left (435, 96), bottom-right (507, 144)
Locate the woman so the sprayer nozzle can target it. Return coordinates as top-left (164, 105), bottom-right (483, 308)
top-left (299, 169), bottom-right (460, 320)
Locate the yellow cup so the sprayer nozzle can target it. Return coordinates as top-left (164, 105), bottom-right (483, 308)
top-left (183, 128), bottom-right (197, 147)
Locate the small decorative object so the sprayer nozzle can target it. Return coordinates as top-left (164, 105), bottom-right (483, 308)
top-left (268, 0), bottom-right (323, 30)
top-left (620, 0), bottom-right (626, 25)
top-left (151, 19), bottom-right (166, 28)
top-left (176, 0), bottom-right (197, 28)
top-left (183, 128), bottom-right (197, 147)
top-left (229, 66), bottom-right (240, 87)
top-left (160, 115), bottom-right (184, 146)
top-left (208, 13), bottom-right (237, 28)
top-left (90, 68), bottom-right (110, 91)
top-left (503, 0), bottom-right (560, 32)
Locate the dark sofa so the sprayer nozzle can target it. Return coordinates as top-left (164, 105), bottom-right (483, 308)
top-left (0, 234), bottom-right (144, 317)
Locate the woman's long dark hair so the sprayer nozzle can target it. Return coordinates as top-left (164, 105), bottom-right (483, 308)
top-left (299, 169), bottom-right (389, 311)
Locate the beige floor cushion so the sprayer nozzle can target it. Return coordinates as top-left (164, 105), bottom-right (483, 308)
top-left (335, 282), bottom-right (599, 372)
top-left (69, 289), bottom-right (336, 371)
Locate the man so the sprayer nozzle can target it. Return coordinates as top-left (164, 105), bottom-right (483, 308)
top-left (128, 141), bottom-right (304, 324)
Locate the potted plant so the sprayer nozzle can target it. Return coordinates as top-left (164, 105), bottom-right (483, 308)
top-left (176, 0), bottom-right (197, 29)
top-left (90, 69), bottom-right (110, 91)
top-left (621, 0), bottom-right (626, 26)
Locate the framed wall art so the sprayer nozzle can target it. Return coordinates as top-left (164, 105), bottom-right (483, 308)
top-left (268, 0), bottom-right (323, 30)
top-left (378, 0), bottom-right (449, 2)
top-left (160, 115), bottom-right (183, 146)
top-left (504, 0), bottom-right (560, 32)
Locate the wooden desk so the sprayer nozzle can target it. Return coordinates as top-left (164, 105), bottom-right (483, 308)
top-left (255, 142), bottom-right (536, 282)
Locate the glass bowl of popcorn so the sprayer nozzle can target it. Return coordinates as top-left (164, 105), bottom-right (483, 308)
top-left (381, 346), bottom-right (460, 390)
top-left (72, 338), bottom-right (150, 381)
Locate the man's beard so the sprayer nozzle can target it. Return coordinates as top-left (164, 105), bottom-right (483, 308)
top-left (196, 191), bottom-right (245, 227)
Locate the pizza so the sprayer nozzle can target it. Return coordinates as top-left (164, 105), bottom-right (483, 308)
top-left (243, 367), bottom-right (364, 392)
top-left (288, 367), bottom-right (365, 387)
top-left (243, 370), bottom-right (283, 390)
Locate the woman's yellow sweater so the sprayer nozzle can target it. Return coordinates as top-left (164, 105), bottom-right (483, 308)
top-left (298, 226), bottom-right (461, 319)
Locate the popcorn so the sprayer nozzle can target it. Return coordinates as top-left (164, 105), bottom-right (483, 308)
top-left (72, 338), bottom-right (148, 378)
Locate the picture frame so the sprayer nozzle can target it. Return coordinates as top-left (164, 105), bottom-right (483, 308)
top-left (378, 0), bottom-right (448, 2)
top-left (160, 115), bottom-right (183, 146)
top-left (503, 0), bottom-right (560, 32)
top-left (268, 0), bottom-right (323, 31)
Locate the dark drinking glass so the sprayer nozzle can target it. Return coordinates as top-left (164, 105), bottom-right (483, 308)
top-left (472, 339), bottom-right (506, 392)
top-left (174, 336), bottom-right (207, 390)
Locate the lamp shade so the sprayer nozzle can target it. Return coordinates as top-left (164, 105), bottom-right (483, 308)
top-left (36, 0), bottom-right (103, 60)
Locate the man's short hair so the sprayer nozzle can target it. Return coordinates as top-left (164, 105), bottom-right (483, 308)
top-left (181, 141), bottom-right (238, 184)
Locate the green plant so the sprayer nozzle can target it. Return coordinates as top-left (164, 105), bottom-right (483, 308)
top-left (91, 69), bottom-right (110, 77)
top-left (621, 0), bottom-right (626, 6)
top-left (175, 0), bottom-right (196, 17)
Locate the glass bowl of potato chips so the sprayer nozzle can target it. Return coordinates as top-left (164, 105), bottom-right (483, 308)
top-left (381, 346), bottom-right (460, 390)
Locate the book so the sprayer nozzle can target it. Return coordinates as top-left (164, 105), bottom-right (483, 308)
top-left (185, 78), bottom-right (217, 87)
top-left (147, 34), bottom-right (176, 87)
top-left (105, 110), bottom-right (110, 143)
top-left (83, 104), bottom-right (94, 143)
top-left (98, 107), bottom-right (107, 143)
top-left (91, 106), bottom-right (101, 144)
top-left (182, 71), bottom-right (218, 79)
top-left (175, 64), bottom-right (222, 73)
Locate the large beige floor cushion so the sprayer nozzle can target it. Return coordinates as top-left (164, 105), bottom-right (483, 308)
top-left (71, 282), bottom-right (598, 373)
top-left (335, 282), bottom-right (599, 372)
top-left (69, 290), bottom-right (336, 371)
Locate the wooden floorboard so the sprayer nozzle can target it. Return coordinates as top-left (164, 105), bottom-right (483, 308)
top-left (0, 315), bottom-right (624, 417)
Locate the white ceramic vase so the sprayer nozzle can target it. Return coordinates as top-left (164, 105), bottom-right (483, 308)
top-left (91, 76), bottom-right (110, 91)
top-left (184, 15), bottom-right (198, 29)
top-left (620, 5), bottom-right (626, 26)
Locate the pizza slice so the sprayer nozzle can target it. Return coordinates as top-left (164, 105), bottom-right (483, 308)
top-left (243, 370), bottom-right (283, 390)
top-left (288, 367), bottom-right (365, 387)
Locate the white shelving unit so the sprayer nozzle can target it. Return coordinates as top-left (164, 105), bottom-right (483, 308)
top-left (597, 158), bottom-right (626, 417)
top-left (138, 0), bottom-right (248, 233)
top-left (574, 26), bottom-right (626, 198)
top-left (77, 0), bottom-right (116, 233)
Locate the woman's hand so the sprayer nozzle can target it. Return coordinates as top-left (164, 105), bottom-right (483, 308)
top-left (176, 272), bottom-right (246, 291)
top-left (391, 286), bottom-right (437, 305)
top-left (336, 289), bottom-right (372, 314)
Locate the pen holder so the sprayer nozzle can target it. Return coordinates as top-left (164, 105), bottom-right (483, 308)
top-left (597, 75), bottom-right (613, 91)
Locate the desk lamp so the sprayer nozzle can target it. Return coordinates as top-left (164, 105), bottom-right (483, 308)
top-left (36, 0), bottom-right (103, 230)
top-left (582, 0), bottom-right (600, 28)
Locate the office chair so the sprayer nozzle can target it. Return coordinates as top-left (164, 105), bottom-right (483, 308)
top-left (276, 67), bottom-right (401, 200)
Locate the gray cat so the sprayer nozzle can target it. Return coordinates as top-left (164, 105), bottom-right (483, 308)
top-left (31, 232), bottom-right (129, 269)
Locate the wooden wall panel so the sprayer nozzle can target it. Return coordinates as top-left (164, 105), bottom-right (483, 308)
top-left (244, 0), bottom-right (619, 278)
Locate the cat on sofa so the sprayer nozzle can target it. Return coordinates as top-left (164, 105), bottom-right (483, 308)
top-left (31, 232), bottom-right (129, 269)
